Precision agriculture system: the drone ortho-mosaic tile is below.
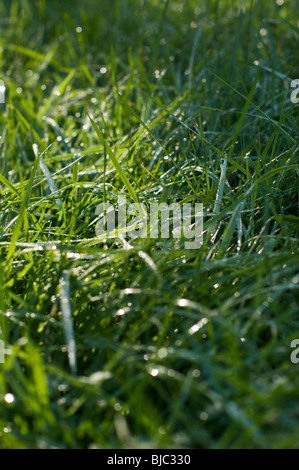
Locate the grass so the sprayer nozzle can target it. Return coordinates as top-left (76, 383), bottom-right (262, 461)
top-left (0, 0), bottom-right (298, 449)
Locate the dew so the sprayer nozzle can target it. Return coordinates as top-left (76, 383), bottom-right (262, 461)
top-left (188, 318), bottom-right (208, 335)
top-left (260, 28), bottom-right (267, 37)
top-left (276, 0), bottom-right (284, 4)
top-left (189, 324), bottom-right (200, 335)
top-left (158, 348), bottom-right (167, 359)
top-left (76, 26), bottom-right (83, 33)
top-left (4, 393), bottom-right (15, 404)
top-left (273, 375), bottom-right (286, 385)
top-left (150, 368), bottom-right (159, 377)
top-left (16, 87), bottom-right (23, 94)
top-left (57, 384), bottom-right (68, 392)
top-left (177, 298), bottom-right (188, 307)
top-left (57, 136), bottom-right (62, 142)
top-left (41, 84), bottom-right (47, 90)
top-left (192, 369), bottom-right (200, 378)
top-left (66, 252), bottom-right (81, 260)
top-left (114, 307), bottom-right (130, 317)
top-left (100, 67), bottom-right (107, 74)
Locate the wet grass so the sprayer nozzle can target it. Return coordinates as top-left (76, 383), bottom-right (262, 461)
top-left (0, 0), bottom-right (298, 448)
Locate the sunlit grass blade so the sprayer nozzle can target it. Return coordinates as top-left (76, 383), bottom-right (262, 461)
top-left (0, 173), bottom-right (21, 199)
top-left (5, 145), bottom-right (50, 263)
top-left (60, 270), bottom-right (77, 376)
top-left (213, 155), bottom-right (227, 214)
top-left (88, 113), bottom-right (139, 204)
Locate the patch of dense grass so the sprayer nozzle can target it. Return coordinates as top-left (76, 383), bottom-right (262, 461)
top-left (0, 0), bottom-right (298, 449)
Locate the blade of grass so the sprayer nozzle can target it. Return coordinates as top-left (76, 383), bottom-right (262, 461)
top-left (60, 270), bottom-right (77, 376)
top-left (5, 144), bottom-right (51, 263)
top-left (227, 69), bottom-right (260, 153)
top-left (33, 143), bottom-right (62, 210)
top-left (213, 155), bottom-right (227, 214)
top-left (208, 69), bottom-right (296, 145)
top-left (0, 173), bottom-right (21, 199)
top-left (87, 113), bottom-right (139, 204)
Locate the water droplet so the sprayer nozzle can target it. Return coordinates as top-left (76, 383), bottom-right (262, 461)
top-left (150, 368), bottom-right (159, 377)
top-left (4, 393), bottom-right (15, 404)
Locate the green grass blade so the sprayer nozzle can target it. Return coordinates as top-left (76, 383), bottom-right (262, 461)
top-left (88, 113), bottom-right (139, 204)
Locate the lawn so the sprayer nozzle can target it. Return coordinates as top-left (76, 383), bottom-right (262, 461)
top-left (0, 0), bottom-right (298, 449)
